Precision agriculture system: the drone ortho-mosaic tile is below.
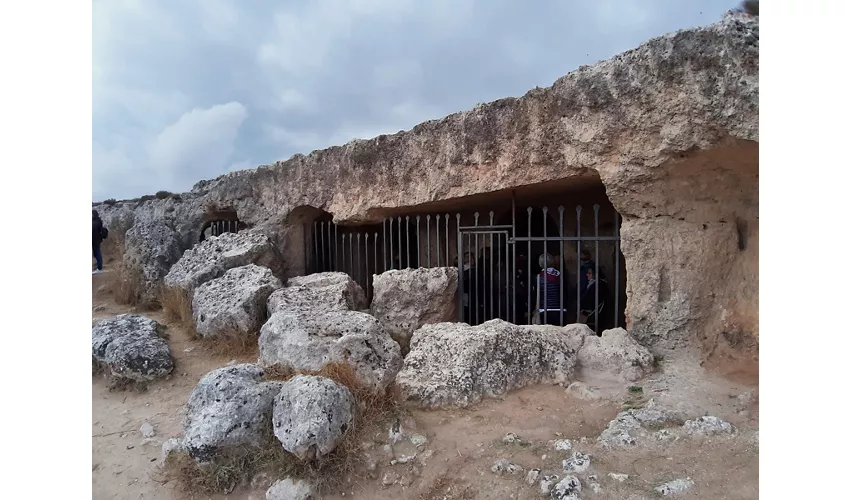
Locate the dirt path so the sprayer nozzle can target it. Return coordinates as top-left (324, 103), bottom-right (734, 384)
top-left (92, 273), bottom-right (758, 499)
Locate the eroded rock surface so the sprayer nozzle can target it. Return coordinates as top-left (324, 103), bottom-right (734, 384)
top-left (683, 416), bottom-right (736, 436)
top-left (266, 478), bottom-right (317, 500)
top-left (183, 364), bottom-right (282, 461)
top-left (259, 309), bottom-right (401, 392)
top-left (91, 314), bottom-right (173, 382)
top-left (122, 218), bottom-right (183, 302)
top-left (370, 267), bottom-right (458, 351)
top-left (396, 320), bottom-right (586, 408)
top-left (577, 327), bottom-right (655, 381)
top-left (598, 407), bottom-right (683, 448)
top-left (272, 375), bottom-right (355, 461)
top-left (192, 264), bottom-right (282, 338)
top-left (164, 231), bottom-right (280, 296)
top-left (267, 272), bottom-right (367, 315)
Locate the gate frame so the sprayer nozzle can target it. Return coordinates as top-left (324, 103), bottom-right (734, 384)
top-left (455, 190), bottom-right (622, 335)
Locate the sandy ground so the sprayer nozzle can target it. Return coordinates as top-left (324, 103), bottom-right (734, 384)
top-left (92, 271), bottom-right (758, 500)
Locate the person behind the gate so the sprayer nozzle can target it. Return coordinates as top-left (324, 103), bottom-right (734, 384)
top-left (536, 253), bottom-right (565, 326)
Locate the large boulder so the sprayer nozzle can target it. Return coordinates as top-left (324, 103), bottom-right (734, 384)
top-left (164, 231), bottom-right (280, 297)
top-left (272, 375), bottom-right (355, 461)
top-left (192, 264), bottom-right (282, 338)
top-left (122, 218), bottom-right (183, 300)
top-left (259, 309), bottom-right (402, 392)
top-left (576, 328), bottom-right (655, 382)
top-left (267, 272), bottom-right (367, 314)
top-left (395, 320), bottom-right (587, 408)
top-left (183, 364), bottom-right (282, 461)
top-left (92, 314), bottom-right (174, 382)
top-left (370, 267), bottom-right (458, 351)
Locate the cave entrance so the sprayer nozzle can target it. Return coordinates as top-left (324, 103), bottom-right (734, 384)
top-left (199, 208), bottom-right (244, 243)
top-left (305, 174), bottom-right (626, 331)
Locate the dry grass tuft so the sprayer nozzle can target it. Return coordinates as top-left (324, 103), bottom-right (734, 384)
top-left (160, 286), bottom-right (194, 332)
top-left (199, 330), bottom-right (260, 359)
top-left (100, 230), bottom-right (125, 267)
top-left (104, 261), bottom-right (148, 308)
top-left (156, 445), bottom-right (298, 495)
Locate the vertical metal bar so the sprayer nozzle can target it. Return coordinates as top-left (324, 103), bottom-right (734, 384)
top-left (382, 219), bottom-right (387, 272)
top-left (349, 232), bottom-right (354, 276)
top-left (456, 216), bottom-right (464, 323)
top-left (340, 233), bottom-right (346, 275)
top-left (426, 215), bottom-right (431, 267)
top-left (319, 222), bottom-right (325, 272)
top-left (334, 223), bottom-right (339, 272)
top-left (511, 192), bottom-right (516, 324)
top-left (415, 215), bottom-right (421, 268)
top-left (365, 233), bottom-right (370, 299)
top-left (313, 221), bottom-right (319, 274)
top-left (389, 218), bottom-right (394, 270)
top-left (614, 212), bottom-right (620, 328)
top-left (445, 213), bottom-right (450, 269)
top-left (489, 211), bottom-right (495, 322)
top-left (328, 221), bottom-right (334, 272)
top-left (397, 216), bottom-right (402, 269)
top-left (542, 206), bottom-right (549, 326)
top-left (467, 231), bottom-right (472, 322)
top-left (559, 206), bottom-right (565, 326)
top-left (494, 233), bottom-right (500, 319)
top-left (594, 204), bottom-right (600, 335)
top-left (576, 206), bottom-right (582, 323)
top-left (405, 216), bottom-right (411, 269)
top-left (436, 214), bottom-right (441, 266)
top-left (357, 233), bottom-right (362, 289)
top-left (527, 207), bottom-right (532, 325)
top-left (374, 231), bottom-right (379, 284)
top-left (474, 212), bottom-right (480, 326)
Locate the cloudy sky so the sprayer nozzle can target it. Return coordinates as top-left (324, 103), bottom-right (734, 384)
top-left (92, 0), bottom-right (735, 201)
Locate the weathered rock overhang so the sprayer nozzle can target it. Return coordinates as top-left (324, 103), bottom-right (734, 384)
top-left (95, 13), bottom-right (759, 358)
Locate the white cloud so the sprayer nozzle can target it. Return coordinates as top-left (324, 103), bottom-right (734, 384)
top-left (93, 0), bottom-right (730, 201)
top-left (148, 102), bottom-right (248, 185)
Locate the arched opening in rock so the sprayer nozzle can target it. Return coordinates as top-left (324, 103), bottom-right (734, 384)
top-left (282, 206), bottom-right (331, 279)
top-left (301, 172), bottom-right (626, 334)
top-left (198, 208), bottom-right (245, 242)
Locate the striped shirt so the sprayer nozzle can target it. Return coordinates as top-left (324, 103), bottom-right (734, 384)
top-left (537, 267), bottom-right (565, 312)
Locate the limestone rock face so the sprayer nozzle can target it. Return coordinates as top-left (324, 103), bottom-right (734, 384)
top-left (95, 15), bottom-right (759, 359)
top-left (272, 375), bottom-right (355, 461)
top-left (183, 364), bottom-right (282, 461)
top-left (91, 314), bottom-right (173, 382)
top-left (577, 327), bottom-right (655, 382)
top-left (267, 272), bottom-right (367, 315)
top-left (370, 267), bottom-right (458, 351)
top-left (259, 309), bottom-right (402, 392)
top-left (164, 231), bottom-right (280, 297)
top-left (122, 219), bottom-right (182, 301)
top-left (191, 264), bottom-right (282, 338)
top-left (395, 320), bottom-right (587, 408)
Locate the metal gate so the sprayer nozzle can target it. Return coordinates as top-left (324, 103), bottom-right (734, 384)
top-left (306, 193), bottom-right (624, 334)
top-left (456, 194), bottom-right (622, 335)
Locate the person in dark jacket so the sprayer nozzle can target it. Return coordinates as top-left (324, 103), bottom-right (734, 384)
top-left (92, 210), bottom-right (105, 274)
top-left (580, 267), bottom-right (609, 331)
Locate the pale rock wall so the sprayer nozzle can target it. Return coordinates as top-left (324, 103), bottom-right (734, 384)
top-left (94, 14), bottom-right (759, 358)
